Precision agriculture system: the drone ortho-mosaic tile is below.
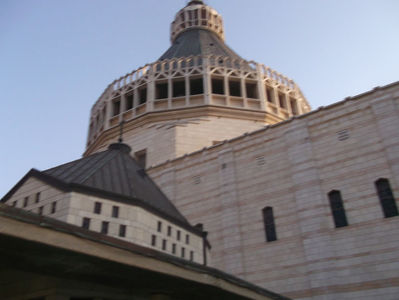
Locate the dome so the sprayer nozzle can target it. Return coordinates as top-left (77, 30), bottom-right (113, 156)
top-left (85, 2), bottom-right (311, 165)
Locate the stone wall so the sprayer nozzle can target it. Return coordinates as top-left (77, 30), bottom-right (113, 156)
top-left (148, 82), bottom-right (399, 299)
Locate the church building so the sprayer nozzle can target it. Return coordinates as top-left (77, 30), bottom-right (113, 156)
top-left (2, 1), bottom-right (399, 299)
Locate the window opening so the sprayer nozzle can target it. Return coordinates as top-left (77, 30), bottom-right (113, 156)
top-left (328, 190), bottom-right (348, 228)
top-left (151, 234), bottom-right (157, 246)
top-left (190, 78), bottom-right (204, 95)
top-left (139, 86), bottom-right (147, 104)
top-left (135, 149), bottom-right (147, 169)
top-left (172, 243), bottom-right (176, 254)
top-left (290, 98), bottom-right (298, 115)
top-left (156, 82), bottom-right (168, 99)
top-left (112, 206), bottom-right (119, 218)
top-left (101, 221), bottom-right (109, 234)
top-left (375, 178), bottom-right (398, 218)
top-left (278, 93), bottom-right (286, 108)
top-left (246, 82), bottom-right (258, 99)
top-left (94, 202), bottom-right (102, 214)
top-left (119, 225), bottom-right (126, 237)
top-left (173, 80), bottom-right (186, 97)
top-left (112, 99), bottom-right (120, 116)
top-left (212, 78), bottom-right (224, 95)
top-left (185, 234), bottom-right (190, 245)
top-left (38, 206), bottom-right (43, 215)
top-left (177, 230), bottom-right (181, 241)
top-left (262, 206), bottom-right (277, 242)
top-left (162, 239), bottom-right (167, 250)
top-left (167, 226), bottom-right (172, 236)
top-left (82, 217), bottom-right (90, 230)
top-left (190, 251), bottom-right (194, 261)
top-left (51, 202), bottom-right (56, 214)
top-left (157, 221), bottom-right (162, 232)
top-left (229, 80), bottom-right (241, 97)
top-left (181, 247), bottom-right (185, 258)
top-left (126, 94), bottom-right (133, 110)
top-left (35, 192), bottom-right (41, 203)
top-left (266, 87), bottom-right (273, 103)
top-left (23, 197), bottom-right (29, 207)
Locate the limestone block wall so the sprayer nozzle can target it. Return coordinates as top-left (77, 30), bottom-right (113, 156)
top-left (148, 82), bottom-right (399, 300)
top-left (5, 177), bottom-right (71, 222)
top-left (67, 192), bottom-right (205, 264)
top-left (91, 115), bottom-right (267, 169)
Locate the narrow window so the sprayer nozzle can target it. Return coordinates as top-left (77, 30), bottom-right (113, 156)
top-left (138, 86), bottom-right (147, 104)
top-left (278, 93), bottom-right (286, 108)
top-left (262, 206), bottom-right (277, 242)
top-left (190, 78), bottom-right (203, 95)
top-left (157, 221), bottom-right (162, 232)
top-left (266, 86), bottom-right (273, 103)
top-left (101, 221), bottom-right (109, 234)
top-left (245, 82), bottom-right (258, 99)
top-left (375, 178), bottom-right (398, 218)
top-left (94, 202), bottom-right (102, 214)
top-left (162, 239), bottom-right (167, 250)
top-left (167, 226), bottom-right (172, 236)
top-left (119, 225), bottom-right (126, 237)
top-left (35, 192), bottom-right (41, 203)
top-left (112, 99), bottom-right (121, 116)
top-left (328, 190), bottom-right (348, 228)
top-left (173, 80), bottom-right (185, 97)
top-left (229, 80), bottom-right (241, 97)
top-left (172, 243), bottom-right (176, 254)
top-left (23, 196), bottom-right (29, 207)
top-left (190, 251), bottom-right (194, 261)
top-left (156, 82), bottom-right (168, 99)
top-left (38, 206), bottom-right (43, 215)
top-left (112, 206), bottom-right (119, 218)
top-left (151, 234), bottom-right (157, 246)
top-left (82, 217), bottom-right (90, 230)
top-left (51, 202), bottom-right (56, 214)
top-left (181, 247), bottom-right (185, 258)
top-left (290, 98), bottom-right (298, 115)
top-left (12, 201), bottom-right (17, 207)
top-left (126, 94), bottom-right (133, 110)
top-left (211, 78), bottom-right (224, 94)
top-left (135, 149), bottom-right (147, 169)
top-left (177, 230), bottom-right (181, 241)
top-left (185, 234), bottom-right (190, 245)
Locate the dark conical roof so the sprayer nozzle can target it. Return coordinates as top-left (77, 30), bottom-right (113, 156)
top-left (159, 29), bottom-right (242, 61)
top-left (42, 143), bottom-right (189, 224)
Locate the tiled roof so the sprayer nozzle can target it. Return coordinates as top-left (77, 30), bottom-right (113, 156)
top-left (159, 28), bottom-right (242, 60)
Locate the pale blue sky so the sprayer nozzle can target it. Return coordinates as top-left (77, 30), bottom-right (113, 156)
top-left (1, 0), bottom-right (398, 197)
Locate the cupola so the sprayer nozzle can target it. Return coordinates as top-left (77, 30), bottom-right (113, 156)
top-left (171, 0), bottom-right (225, 43)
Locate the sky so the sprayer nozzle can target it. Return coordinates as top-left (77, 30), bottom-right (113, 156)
top-left (0, 0), bottom-right (398, 197)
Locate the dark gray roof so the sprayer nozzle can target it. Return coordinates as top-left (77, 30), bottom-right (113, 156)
top-left (159, 28), bottom-right (243, 60)
top-left (42, 143), bottom-right (188, 224)
top-left (2, 143), bottom-right (189, 226)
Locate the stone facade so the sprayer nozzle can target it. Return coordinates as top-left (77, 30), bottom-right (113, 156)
top-left (6, 177), bottom-right (205, 264)
top-left (147, 82), bottom-right (399, 299)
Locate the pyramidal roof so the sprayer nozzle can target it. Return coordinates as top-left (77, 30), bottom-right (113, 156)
top-left (2, 143), bottom-right (190, 227)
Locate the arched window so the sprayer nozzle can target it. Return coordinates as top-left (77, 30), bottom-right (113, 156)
top-left (375, 178), bottom-right (398, 218)
top-left (262, 206), bottom-right (277, 242)
top-left (328, 190), bottom-right (348, 228)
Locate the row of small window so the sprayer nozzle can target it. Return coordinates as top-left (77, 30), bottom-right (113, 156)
top-left (157, 220), bottom-right (190, 245)
top-left (109, 78), bottom-right (299, 117)
top-left (151, 234), bottom-right (194, 261)
top-left (12, 198), bottom-right (57, 215)
top-left (93, 201), bottom-right (120, 218)
top-left (13, 192), bottom-right (42, 208)
top-left (81, 217), bottom-right (127, 238)
top-left (262, 178), bottom-right (398, 242)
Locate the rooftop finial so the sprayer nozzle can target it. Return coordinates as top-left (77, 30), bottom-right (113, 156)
top-left (118, 120), bottom-right (125, 143)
